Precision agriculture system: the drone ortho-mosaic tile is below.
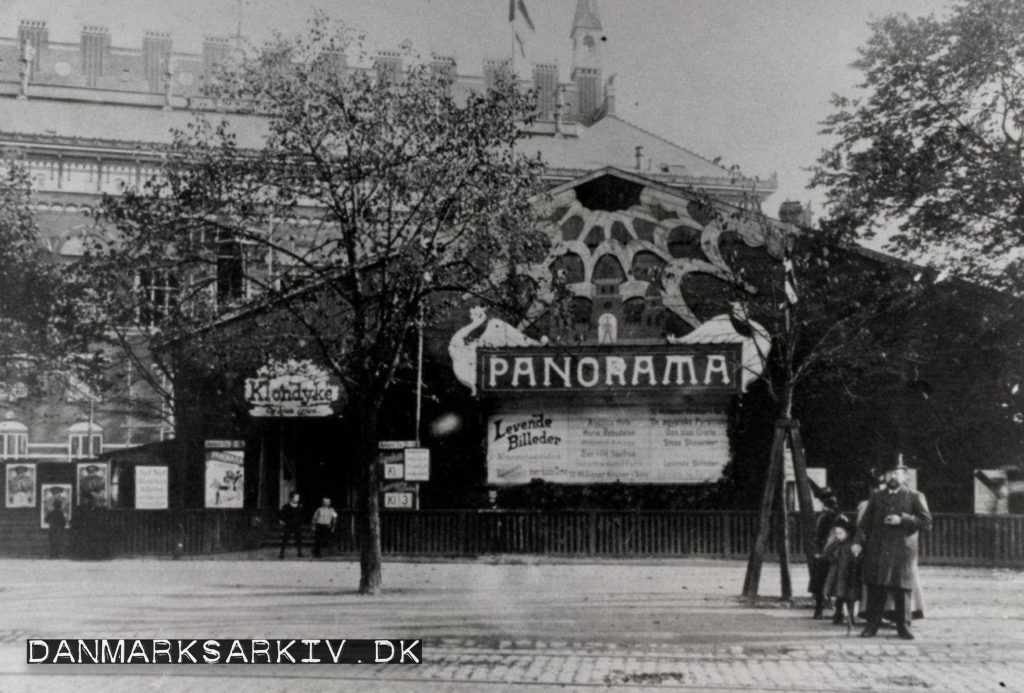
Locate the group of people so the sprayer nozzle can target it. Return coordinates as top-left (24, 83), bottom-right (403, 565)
top-left (808, 458), bottom-right (932, 640)
top-left (278, 492), bottom-right (338, 559)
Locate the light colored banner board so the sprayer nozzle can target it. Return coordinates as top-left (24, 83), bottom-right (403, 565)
top-left (404, 448), bottom-right (430, 481)
top-left (205, 449), bottom-right (244, 508)
top-left (6, 462), bottom-right (36, 508)
top-left (975, 469), bottom-right (1009, 515)
top-left (487, 406), bottom-right (728, 485)
top-left (135, 466), bottom-right (169, 510)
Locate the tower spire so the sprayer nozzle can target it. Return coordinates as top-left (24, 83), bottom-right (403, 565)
top-left (571, 0), bottom-right (604, 122)
top-left (571, 0), bottom-right (603, 38)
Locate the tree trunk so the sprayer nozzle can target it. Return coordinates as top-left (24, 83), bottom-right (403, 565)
top-left (356, 403), bottom-right (383, 595)
top-left (742, 421), bottom-right (786, 601)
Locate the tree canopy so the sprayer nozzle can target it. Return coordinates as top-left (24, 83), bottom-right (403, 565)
top-left (86, 17), bottom-right (549, 593)
top-left (811, 0), bottom-right (1024, 293)
top-left (0, 163), bottom-right (97, 394)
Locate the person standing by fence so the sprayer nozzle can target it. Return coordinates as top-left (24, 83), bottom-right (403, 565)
top-left (854, 457), bottom-right (932, 640)
top-left (809, 488), bottom-right (840, 619)
top-left (312, 497), bottom-right (337, 558)
top-left (279, 492), bottom-right (305, 559)
top-left (46, 499), bottom-right (68, 558)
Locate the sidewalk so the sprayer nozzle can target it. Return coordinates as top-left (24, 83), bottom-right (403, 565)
top-left (3, 556), bottom-right (1023, 692)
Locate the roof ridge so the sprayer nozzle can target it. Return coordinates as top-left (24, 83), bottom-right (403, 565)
top-left (603, 114), bottom-right (751, 179)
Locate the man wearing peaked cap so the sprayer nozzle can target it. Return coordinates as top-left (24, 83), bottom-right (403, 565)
top-left (853, 456), bottom-right (931, 640)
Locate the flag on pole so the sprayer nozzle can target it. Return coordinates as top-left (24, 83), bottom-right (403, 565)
top-left (510, 0), bottom-right (535, 58)
top-left (783, 258), bottom-right (799, 304)
top-left (510, 0), bottom-right (535, 30)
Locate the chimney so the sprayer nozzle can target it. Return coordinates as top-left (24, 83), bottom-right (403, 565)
top-left (430, 54), bottom-right (455, 78)
top-left (778, 200), bottom-right (805, 226)
top-left (143, 32), bottom-right (172, 93)
top-left (18, 21), bottom-right (47, 75)
top-left (532, 63), bottom-right (558, 120)
top-left (635, 145), bottom-right (643, 170)
top-left (81, 25), bottom-right (111, 87)
top-left (374, 50), bottom-right (403, 82)
top-left (203, 36), bottom-right (231, 83)
top-left (483, 58), bottom-right (508, 91)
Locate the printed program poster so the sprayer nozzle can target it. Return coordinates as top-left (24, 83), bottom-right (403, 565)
top-left (40, 484), bottom-right (72, 529)
top-left (76, 462), bottom-right (109, 509)
top-left (487, 405), bottom-right (730, 485)
top-left (135, 466), bottom-right (169, 510)
top-left (6, 462), bottom-right (36, 508)
top-left (205, 448), bottom-right (244, 508)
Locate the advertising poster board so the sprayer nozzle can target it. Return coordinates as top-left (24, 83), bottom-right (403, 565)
top-left (403, 448), bottom-right (430, 482)
top-left (205, 444), bottom-right (244, 508)
top-left (487, 405), bottom-right (729, 485)
top-left (6, 462), bottom-right (36, 508)
top-left (76, 462), bottom-right (109, 508)
top-left (40, 484), bottom-right (72, 529)
top-left (135, 466), bottom-right (169, 510)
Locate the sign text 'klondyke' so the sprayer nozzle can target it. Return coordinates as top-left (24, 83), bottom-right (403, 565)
top-left (476, 345), bottom-right (742, 396)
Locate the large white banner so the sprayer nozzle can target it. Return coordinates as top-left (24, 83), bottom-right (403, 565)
top-left (487, 405), bottom-right (729, 485)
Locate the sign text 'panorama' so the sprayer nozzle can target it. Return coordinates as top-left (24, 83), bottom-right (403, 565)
top-left (477, 345), bottom-right (742, 396)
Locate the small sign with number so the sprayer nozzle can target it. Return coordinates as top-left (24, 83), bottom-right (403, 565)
top-left (384, 463), bottom-right (404, 480)
top-left (384, 492), bottom-right (414, 509)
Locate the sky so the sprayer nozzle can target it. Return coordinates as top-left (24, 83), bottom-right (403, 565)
top-left (0, 0), bottom-right (953, 234)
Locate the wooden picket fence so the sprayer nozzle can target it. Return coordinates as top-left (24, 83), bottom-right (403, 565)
top-left (5, 508), bottom-right (1023, 566)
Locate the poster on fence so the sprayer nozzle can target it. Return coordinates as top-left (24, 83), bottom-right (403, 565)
top-left (77, 462), bottom-right (108, 509)
top-left (40, 484), bottom-right (72, 529)
top-left (6, 463), bottom-right (36, 508)
top-left (135, 466), bottom-right (169, 510)
top-left (205, 447), bottom-right (244, 508)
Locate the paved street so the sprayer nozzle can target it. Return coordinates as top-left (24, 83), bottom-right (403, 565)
top-left (2, 555), bottom-right (1024, 692)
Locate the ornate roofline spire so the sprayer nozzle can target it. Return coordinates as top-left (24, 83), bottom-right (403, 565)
top-left (571, 0), bottom-right (602, 37)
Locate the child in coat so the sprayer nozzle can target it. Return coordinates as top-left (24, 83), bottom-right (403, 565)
top-left (821, 515), bottom-right (861, 632)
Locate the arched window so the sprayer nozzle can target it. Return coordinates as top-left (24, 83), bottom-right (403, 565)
top-left (0, 421), bottom-right (28, 459)
top-left (68, 421), bottom-right (103, 459)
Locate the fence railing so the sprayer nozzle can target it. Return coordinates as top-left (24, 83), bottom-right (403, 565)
top-left (66, 509), bottom-right (1024, 567)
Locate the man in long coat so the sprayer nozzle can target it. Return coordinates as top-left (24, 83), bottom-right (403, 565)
top-left (853, 458), bottom-right (932, 639)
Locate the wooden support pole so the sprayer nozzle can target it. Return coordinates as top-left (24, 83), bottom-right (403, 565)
top-left (742, 422), bottom-right (787, 601)
top-left (788, 422), bottom-right (819, 563)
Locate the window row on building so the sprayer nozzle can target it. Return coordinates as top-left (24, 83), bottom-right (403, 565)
top-left (0, 420), bottom-right (103, 460)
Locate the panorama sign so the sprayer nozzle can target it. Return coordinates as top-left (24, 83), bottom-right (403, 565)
top-left (244, 359), bottom-right (341, 417)
top-left (476, 344), bottom-right (743, 397)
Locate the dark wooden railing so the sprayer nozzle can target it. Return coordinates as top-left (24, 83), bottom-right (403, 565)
top-left (19, 508), bottom-right (1024, 567)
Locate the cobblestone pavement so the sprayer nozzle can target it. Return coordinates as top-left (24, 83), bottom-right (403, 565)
top-left (2, 556), bottom-right (1023, 692)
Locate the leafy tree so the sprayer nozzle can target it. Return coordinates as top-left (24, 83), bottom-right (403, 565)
top-left (0, 163), bottom-right (98, 398)
top-left (87, 17), bottom-right (548, 594)
top-left (707, 201), bottom-right (924, 600)
top-left (811, 0), bottom-right (1024, 293)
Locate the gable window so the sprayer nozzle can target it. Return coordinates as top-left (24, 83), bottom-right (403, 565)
top-left (0, 421), bottom-right (28, 459)
top-left (137, 268), bottom-right (179, 326)
top-left (68, 422), bottom-right (103, 459)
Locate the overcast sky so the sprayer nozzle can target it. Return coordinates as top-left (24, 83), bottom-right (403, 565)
top-left (1, 0), bottom-right (951, 231)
